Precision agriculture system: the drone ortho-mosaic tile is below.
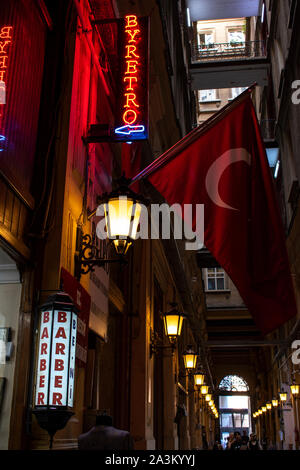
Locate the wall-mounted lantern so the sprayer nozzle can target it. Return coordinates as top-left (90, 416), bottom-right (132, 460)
top-left (290, 384), bottom-right (300, 396)
top-left (162, 303), bottom-right (186, 345)
top-left (266, 402), bottom-right (272, 410)
top-left (33, 292), bottom-right (78, 449)
top-left (75, 176), bottom-right (146, 280)
top-left (279, 392), bottom-right (287, 402)
top-left (200, 385), bottom-right (209, 395)
top-left (150, 303), bottom-right (186, 358)
top-left (182, 346), bottom-right (198, 371)
top-left (272, 399), bottom-right (279, 407)
top-left (194, 370), bottom-right (205, 387)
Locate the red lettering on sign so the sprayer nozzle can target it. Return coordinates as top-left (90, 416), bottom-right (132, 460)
top-left (40, 359), bottom-right (46, 371)
top-left (54, 376), bottom-right (63, 388)
top-left (41, 327), bottom-right (49, 339)
top-left (41, 343), bottom-right (47, 354)
top-left (55, 327), bottom-right (67, 339)
top-left (52, 393), bottom-right (63, 405)
top-left (55, 359), bottom-right (64, 371)
top-left (39, 375), bottom-right (45, 388)
top-left (37, 392), bottom-right (45, 405)
top-left (57, 311), bottom-right (67, 323)
top-left (43, 311), bottom-right (50, 323)
top-left (55, 343), bottom-right (65, 355)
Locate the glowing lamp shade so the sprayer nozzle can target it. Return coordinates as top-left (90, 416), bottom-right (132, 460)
top-left (280, 392), bottom-right (287, 402)
top-left (163, 305), bottom-right (186, 341)
top-left (291, 384), bottom-right (299, 395)
top-left (194, 372), bottom-right (205, 387)
top-left (205, 394), bottom-right (212, 402)
top-left (182, 347), bottom-right (197, 370)
top-left (201, 385), bottom-right (209, 395)
top-left (262, 406), bottom-right (267, 413)
top-left (272, 399), bottom-right (279, 407)
top-left (104, 196), bottom-right (142, 255)
top-left (266, 403), bottom-right (272, 410)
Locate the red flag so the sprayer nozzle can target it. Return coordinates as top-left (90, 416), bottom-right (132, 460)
top-left (147, 95), bottom-right (297, 334)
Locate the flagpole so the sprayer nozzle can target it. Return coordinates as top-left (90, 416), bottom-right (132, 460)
top-left (129, 83), bottom-right (257, 186)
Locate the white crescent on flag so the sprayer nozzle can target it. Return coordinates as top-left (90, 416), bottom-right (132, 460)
top-left (205, 148), bottom-right (251, 211)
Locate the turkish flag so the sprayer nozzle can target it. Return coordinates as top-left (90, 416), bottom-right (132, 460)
top-left (148, 95), bottom-right (297, 334)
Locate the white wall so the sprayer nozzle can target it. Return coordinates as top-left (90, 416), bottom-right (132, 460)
top-left (0, 282), bottom-right (22, 450)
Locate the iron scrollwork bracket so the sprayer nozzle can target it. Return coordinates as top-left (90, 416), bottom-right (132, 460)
top-left (74, 232), bottom-right (125, 280)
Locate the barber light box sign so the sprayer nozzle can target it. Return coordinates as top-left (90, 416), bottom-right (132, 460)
top-left (35, 308), bottom-right (77, 408)
top-left (114, 15), bottom-right (149, 141)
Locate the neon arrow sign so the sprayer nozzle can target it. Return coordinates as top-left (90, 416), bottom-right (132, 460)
top-left (115, 124), bottom-right (145, 135)
top-left (0, 134), bottom-right (6, 151)
top-left (114, 15), bottom-right (149, 142)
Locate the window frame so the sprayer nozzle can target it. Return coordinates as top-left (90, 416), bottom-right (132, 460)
top-left (205, 267), bottom-right (228, 292)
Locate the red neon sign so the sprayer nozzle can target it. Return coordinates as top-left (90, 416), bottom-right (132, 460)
top-left (115, 15), bottom-right (149, 140)
top-left (0, 25), bottom-right (13, 150)
top-left (0, 26), bottom-right (12, 103)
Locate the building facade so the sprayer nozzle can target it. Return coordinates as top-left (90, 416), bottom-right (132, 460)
top-left (0, 0), bottom-right (217, 451)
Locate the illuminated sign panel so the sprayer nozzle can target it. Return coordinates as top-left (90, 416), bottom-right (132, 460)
top-left (114, 15), bottom-right (149, 141)
top-left (35, 308), bottom-right (77, 408)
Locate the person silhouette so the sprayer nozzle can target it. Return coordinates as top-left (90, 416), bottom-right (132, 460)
top-left (78, 412), bottom-right (134, 450)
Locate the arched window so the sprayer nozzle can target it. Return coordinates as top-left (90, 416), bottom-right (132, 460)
top-left (218, 375), bottom-right (249, 392)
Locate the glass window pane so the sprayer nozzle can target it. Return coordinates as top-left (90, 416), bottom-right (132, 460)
top-left (219, 395), bottom-right (249, 409)
top-left (228, 30), bottom-right (245, 43)
top-left (217, 278), bottom-right (225, 290)
top-left (221, 413), bottom-right (232, 427)
top-left (207, 279), bottom-right (215, 290)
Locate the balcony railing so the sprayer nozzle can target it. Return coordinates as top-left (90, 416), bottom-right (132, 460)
top-left (191, 41), bottom-right (267, 63)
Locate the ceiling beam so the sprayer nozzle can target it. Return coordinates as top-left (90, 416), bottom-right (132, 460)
top-left (207, 339), bottom-right (288, 348)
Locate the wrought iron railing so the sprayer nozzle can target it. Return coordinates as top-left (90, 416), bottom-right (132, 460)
top-left (191, 41), bottom-right (267, 63)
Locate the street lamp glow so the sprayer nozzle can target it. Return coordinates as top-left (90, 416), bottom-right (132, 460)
top-left (194, 372), bottom-right (205, 387)
top-left (163, 305), bottom-right (186, 341)
top-left (182, 346), bottom-right (198, 370)
top-left (280, 392), bottom-right (287, 402)
top-left (291, 384), bottom-right (299, 395)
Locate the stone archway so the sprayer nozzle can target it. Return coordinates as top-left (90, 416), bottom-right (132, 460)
top-left (218, 375), bottom-right (252, 448)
